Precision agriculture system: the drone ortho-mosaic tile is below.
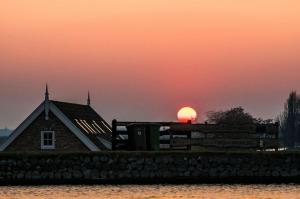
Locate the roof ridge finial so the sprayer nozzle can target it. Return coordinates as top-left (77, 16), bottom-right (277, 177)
top-left (45, 83), bottom-right (49, 100)
top-left (45, 83), bottom-right (50, 120)
top-left (87, 91), bottom-right (91, 106)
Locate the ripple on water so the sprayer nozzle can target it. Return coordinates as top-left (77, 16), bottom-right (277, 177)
top-left (0, 184), bottom-right (300, 199)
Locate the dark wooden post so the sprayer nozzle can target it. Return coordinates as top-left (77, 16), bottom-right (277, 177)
top-left (187, 131), bottom-right (192, 150)
top-left (169, 131), bottom-right (173, 150)
top-left (275, 122), bottom-right (279, 152)
top-left (112, 119), bottom-right (117, 151)
top-left (187, 120), bottom-right (192, 150)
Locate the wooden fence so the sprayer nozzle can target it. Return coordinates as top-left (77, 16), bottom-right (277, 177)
top-left (112, 120), bottom-right (279, 151)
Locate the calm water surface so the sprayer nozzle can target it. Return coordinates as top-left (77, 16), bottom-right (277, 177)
top-left (0, 184), bottom-right (299, 199)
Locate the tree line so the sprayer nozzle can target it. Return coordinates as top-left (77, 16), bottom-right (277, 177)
top-left (278, 91), bottom-right (300, 148)
top-left (206, 107), bottom-right (272, 125)
top-left (206, 91), bottom-right (300, 149)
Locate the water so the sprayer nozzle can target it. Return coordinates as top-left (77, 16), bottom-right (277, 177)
top-left (0, 184), bottom-right (299, 199)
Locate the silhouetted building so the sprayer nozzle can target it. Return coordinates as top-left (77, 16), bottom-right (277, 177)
top-left (0, 86), bottom-right (111, 152)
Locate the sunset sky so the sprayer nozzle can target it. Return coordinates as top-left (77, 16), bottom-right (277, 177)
top-left (1, 0), bottom-right (300, 128)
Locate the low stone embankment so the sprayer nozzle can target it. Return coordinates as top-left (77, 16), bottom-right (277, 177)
top-left (0, 151), bottom-right (299, 184)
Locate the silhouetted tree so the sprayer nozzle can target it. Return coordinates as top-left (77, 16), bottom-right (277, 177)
top-left (279, 91), bottom-right (300, 148)
top-left (255, 118), bottom-right (274, 125)
top-left (206, 107), bottom-right (256, 125)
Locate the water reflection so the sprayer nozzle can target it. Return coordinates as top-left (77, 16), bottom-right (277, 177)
top-left (1, 184), bottom-right (300, 199)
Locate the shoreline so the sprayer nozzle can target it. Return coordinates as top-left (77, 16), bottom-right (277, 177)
top-left (1, 178), bottom-right (300, 186)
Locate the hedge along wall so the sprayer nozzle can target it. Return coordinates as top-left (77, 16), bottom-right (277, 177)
top-left (0, 151), bottom-right (300, 184)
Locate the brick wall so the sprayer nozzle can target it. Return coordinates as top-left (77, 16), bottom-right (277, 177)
top-left (6, 111), bottom-right (89, 152)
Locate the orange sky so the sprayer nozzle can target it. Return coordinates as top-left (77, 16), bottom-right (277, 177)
top-left (1, 0), bottom-right (300, 128)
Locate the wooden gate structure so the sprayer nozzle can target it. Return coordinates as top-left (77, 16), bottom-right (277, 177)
top-left (112, 120), bottom-right (279, 151)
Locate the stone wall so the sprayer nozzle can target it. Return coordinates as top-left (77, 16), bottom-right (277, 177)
top-left (0, 151), bottom-right (299, 184)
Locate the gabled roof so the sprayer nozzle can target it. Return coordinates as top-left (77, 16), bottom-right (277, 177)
top-left (51, 101), bottom-right (112, 149)
top-left (0, 100), bottom-right (112, 151)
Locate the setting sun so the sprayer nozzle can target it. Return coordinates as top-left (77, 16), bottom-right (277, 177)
top-left (177, 107), bottom-right (197, 123)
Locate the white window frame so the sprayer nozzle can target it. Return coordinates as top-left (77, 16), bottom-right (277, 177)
top-left (41, 131), bottom-right (55, 150)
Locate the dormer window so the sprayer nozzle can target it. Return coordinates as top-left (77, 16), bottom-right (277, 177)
top-left (41, 131), bottom-right (55, 150)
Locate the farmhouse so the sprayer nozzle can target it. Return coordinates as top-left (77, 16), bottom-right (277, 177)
top-left (0, 86), bottom-right (112, 152)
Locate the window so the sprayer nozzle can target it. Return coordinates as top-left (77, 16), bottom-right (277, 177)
top-left (41, 131), bottom-right (55, 149)
top-left (137, 130), bottom-right (142, 136)
top-left (137, 128), bottom-right (145, 136)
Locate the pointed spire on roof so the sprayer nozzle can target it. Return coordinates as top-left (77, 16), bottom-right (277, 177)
top-left (87, 91), bottom-right (91, 106)
top-left (45, 84), bottom-right (50, 120)
top-left (45, 84), bottom-right (49, 101)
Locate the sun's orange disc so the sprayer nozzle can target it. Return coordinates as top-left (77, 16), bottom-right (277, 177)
top-left (177, 107), bottom-right (197, 123)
